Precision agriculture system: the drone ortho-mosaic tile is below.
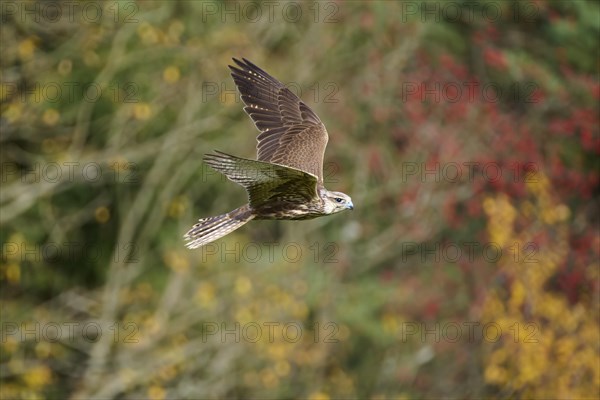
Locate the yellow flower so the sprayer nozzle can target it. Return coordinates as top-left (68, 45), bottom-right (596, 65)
top-left (138, 22), bottom-right (160, 45)
top-left (57, 59), bottom-right (72, 75)
top-left (482, 197), bottom-right (496, 215)
top-left (163, 66), bottom-right (180, 84)
top-left (267, 342), bottom-right (288, 360)
top-left (195, 282), bottom-right (216, 308)
top-left (5, 263), bottom-right (20, 284)
top-left (554, 204), bottom-right (570, 221)
top-left (484, 364), bottom-right (507, 384)
top-left (382, 313), bottom-right (400, 335)
top-left (158, 365), bottom-right (177, 382)
top-left (23, 365), bottom-right (52, 388)
top-left (291, 302), bottom-right (309, 320)
top-left (554, 337), bottom-right (576, 364)
top-left (260, 368), bottom-right (278, 388)
top-left (4, 103), bottom-right (22, 123)
top-left (308, 392), bottom-right (330, 400)
top-left (35, 342), bottom-right (52, 359)
top-left (2, 337), bottom-right (18, 354)
top-left (508, 281), bottom-right (526, 312)
top-left (234, 307), bottom-right (253, 324)
top-left (235, 276), bottom-right (252, 295)
top-left (275, 360), bottom-right (290, 377)
top-left (42, 108), bottom-right (60, 126)
top-left (95, 206), bottom-right (110, 223)
top-left (18, 38), bottom-right (36, 60)
top-left (163, 250), bottom-right (189, 273)
top-left (147, 385), bottom-right (166, 400)
top-left (133, 103), bottom-right (152, 120)
top-left (83, 51), bottom-right (100, 67)
top-left (167, 20), bottom-right (184, 41)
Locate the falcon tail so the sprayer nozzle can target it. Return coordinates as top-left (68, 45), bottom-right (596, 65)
top-left (184, 205), bottom-right (255, 249)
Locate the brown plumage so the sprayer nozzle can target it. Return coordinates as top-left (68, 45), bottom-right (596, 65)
top-left (185, 58), bottom-right (353, 249)
top-left (229, 58), bottom-right (328, 183)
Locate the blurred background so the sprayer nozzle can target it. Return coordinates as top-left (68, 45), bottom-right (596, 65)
top-left (1, 1), bottom-right (598, 399)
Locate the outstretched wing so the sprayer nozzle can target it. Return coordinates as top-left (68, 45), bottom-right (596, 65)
top-left (204, 151), bottom-right (319, 208)
top-left (229, 58), bottom-right (329, 185)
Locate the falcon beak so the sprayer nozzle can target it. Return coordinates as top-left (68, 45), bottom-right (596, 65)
top-left (347, 201), bottom-right (354, 210)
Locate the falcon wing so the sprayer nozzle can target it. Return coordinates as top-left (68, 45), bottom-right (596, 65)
top-left (229, 58), bottom-right (329, 185)
top-left (204, 151), bottom-right (319, 208)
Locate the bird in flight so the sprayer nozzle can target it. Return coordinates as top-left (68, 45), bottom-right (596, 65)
top-left (184, 58), bottom-right (353, 249)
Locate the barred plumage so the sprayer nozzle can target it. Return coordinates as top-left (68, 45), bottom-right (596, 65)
top-left (185, 58), bottom-right (353, 249)
top-left (184, 205), bottom-right (254, 249)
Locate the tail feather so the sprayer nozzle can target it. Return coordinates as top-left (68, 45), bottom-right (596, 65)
top-left (184, 205), bottom-right (254, 249)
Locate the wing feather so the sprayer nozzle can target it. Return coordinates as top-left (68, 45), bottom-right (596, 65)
top-left (204, 151), bottom-right (319, 208)
top-left (229, 58), bottom-right (329, 184)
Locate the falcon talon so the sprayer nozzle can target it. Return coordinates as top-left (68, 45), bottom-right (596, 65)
top-left (185, 58), bottom-right (353, 249)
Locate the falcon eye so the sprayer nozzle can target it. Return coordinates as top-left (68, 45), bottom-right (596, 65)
top-left (335, 197), bottom-right (344, 203)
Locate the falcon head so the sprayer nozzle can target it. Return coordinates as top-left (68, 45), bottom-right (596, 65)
top-left (323, 191), bottom-right (354, 214)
